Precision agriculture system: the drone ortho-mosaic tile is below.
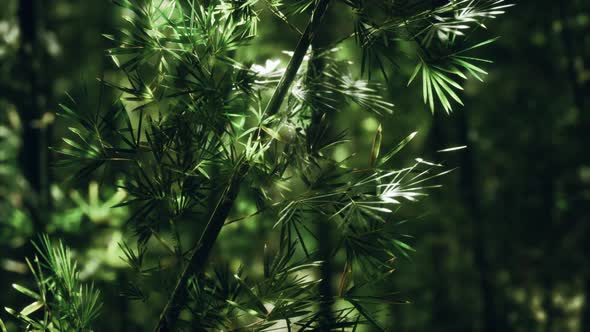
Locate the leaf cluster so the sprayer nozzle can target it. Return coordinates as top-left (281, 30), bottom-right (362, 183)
top-left (41, 0), bottom-right (509, 330)
top-left (2, 235), bottom-right (102, 331)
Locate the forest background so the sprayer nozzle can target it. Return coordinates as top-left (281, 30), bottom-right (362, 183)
top-left (1, 0), bottom-right (590, 331)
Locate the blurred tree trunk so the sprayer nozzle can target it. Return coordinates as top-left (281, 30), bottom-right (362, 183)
top-left (430, 240), bottom-right (453, 331)
top-left (542, 173), bottom-right (557, 332)
top-left (557, 1), bottom-right (586, 122)
top-left (543, 277), bottom-right (556, 332)
top-left (582, 277), bottom-right (590, 332)
top-left (427, 110), bottom-right (455, 332)
top-left (455, 110), bottom-right (497, 332)
top-left (557, 3), bottom-right (590, 331)
top-left (309, 27), bottom-right (334, 332)
top-left (17, 0), bottom-right (50, 229)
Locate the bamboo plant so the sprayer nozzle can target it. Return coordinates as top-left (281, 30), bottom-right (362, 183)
top-left (3, 0), bottom-right (509, 330)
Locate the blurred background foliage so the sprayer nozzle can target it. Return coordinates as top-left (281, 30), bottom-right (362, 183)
top-left (1, 0), bottom-right (589, 331)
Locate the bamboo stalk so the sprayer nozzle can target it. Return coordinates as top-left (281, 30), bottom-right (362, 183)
top-left (154, 161), bottom-right (248, 331)
top-left (263, 0), bottom-right (331, 118)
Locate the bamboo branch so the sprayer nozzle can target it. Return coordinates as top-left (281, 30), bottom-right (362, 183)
top-left (154, 161), bottom-right (248, 331)
top-left (263, 0), bottom-right (331, 118)
top-left (153, 1), bottom-right (332, 330)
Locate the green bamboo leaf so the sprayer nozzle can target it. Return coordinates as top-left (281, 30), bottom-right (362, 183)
top-left (369, 124), bottom-right (382, 167)
top-left (349, 300), bottom-right (385, 331)
top-left (62, 137), bottom-right (87, 152)
top-left (421, 63), bottom-right (428, 105)
top-left (20, 301), bottom-right (44, 316)
top-left (432, 72), bottom-right (463, 106)
top-left (435, 65), bottom-right (467, 79)
top-left (407, 62), bottom-right (422, 86)
top-left (261, 126), bottom-right (282, 141)
top-left (453, 58), bottom-right (488, 74)
top-left (455, 55), bottom-right (494, 63)
top-left (432, 70), bottom-right (464, 90)
top-left (377, 131), bottom-right (418, 167)
top-left (454, 37), bottom-right (500, 55)
top-left (431, 77), bottom-right (451, 113)
top-left (424, 66), bottom-right (434, 112)
top-left (452, 58), bottom-right (488, 81)
top-left (393, 239), bottom-right (416, 252)
top-left (437, 145), bottom-right (468, 153)
top-left (12, 284), bottom-right (41, 300)
top-left (232, 274), bottom-right (269, 316)
top-left (0, 318), bottom-right (7, 332)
